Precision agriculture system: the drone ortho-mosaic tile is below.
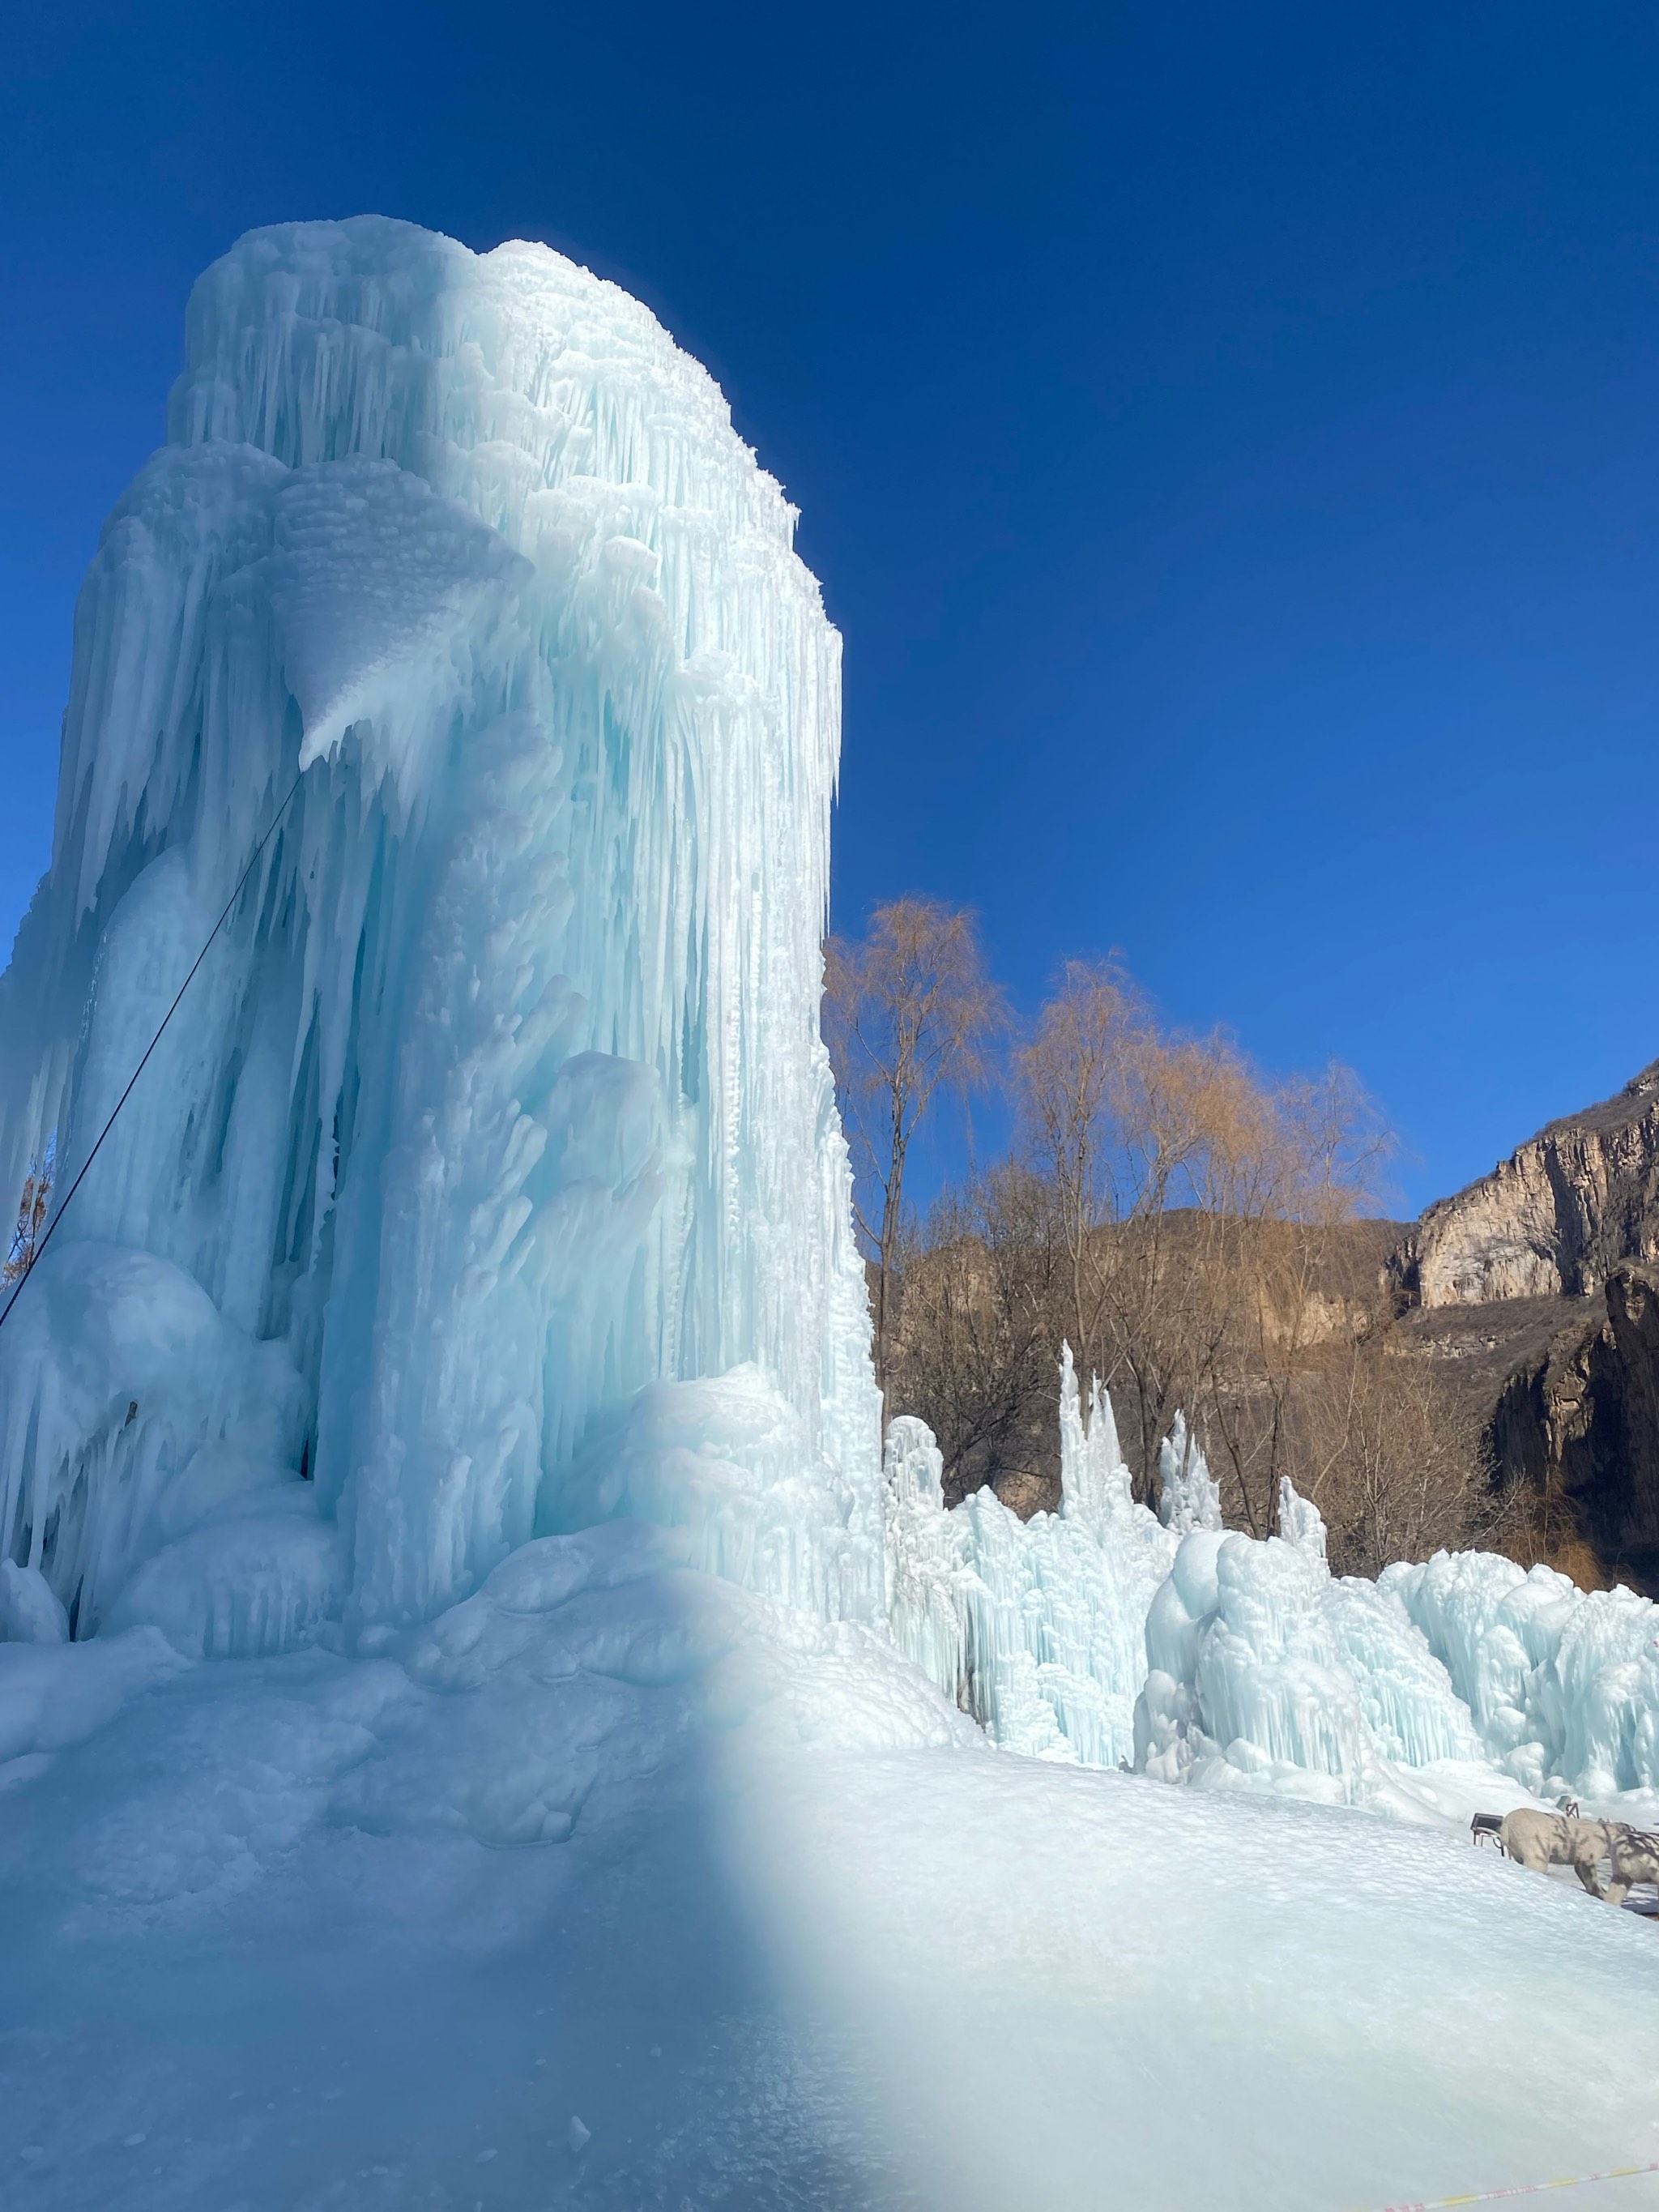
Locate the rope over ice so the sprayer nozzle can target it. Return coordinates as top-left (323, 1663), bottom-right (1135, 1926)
top-left (0, 766), bottom-right (306, 1338)
top-left (1354, 2159), bottom-right (1659, 2212)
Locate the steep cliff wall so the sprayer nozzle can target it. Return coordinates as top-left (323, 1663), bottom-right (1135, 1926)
top-left (1379, 1061), bottom-right (1659, 1591)
top-left (1487, 1263), bottom-right (1659, 1590)
top-left (1389, 1062), bottom-right (1659, 1309)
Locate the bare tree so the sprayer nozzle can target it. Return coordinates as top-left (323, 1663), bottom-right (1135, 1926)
top-left (1195, 1062), bottom-right (1393, 1535)
top-left (824, 899), bottom-right (1001, 1402)
top-left (1299, 1313), bottom-right (1512, 1577)
top-left (886, 1162), bottom-right (1065, 1502)
top-left (1013, 959), bottom-right (1140, 1363)
top-left (1016, 966), bottom-right (1392, 1527)
top-left (1014, 969), bottom-right (1275, 1499)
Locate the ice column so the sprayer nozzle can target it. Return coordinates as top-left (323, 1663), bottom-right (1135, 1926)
top-left (1157, 1412), bottom-right (1222, 1535)
top-left (0, 218), bottom-right (881, 1638)
top-left (881, 1356), bottom-right (1175, 1766)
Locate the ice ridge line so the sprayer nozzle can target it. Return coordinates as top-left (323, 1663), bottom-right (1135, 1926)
top-left (0, 764), bottom-right (306, 1338)
top-left (1356, 2159), bottom-right (1659, 2211)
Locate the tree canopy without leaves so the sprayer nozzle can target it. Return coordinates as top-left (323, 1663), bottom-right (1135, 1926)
top-left (1013, 963), bottom-right (1392, 1523)
top-left (823, 899), bottom-right (1002, 1399)
top-left (2, 1151), bottom-right (51, 1288)
top-left (825, 923), bottom-right (1510, 1573)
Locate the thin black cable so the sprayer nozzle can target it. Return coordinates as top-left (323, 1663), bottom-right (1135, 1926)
top-left (0, 768), bottom-right (307, 1336)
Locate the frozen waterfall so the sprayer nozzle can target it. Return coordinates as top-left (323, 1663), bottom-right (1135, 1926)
top-left (7, 211), bottom-right (1659, 1838)
top-left (0, 217), bottom-right (881, 1643)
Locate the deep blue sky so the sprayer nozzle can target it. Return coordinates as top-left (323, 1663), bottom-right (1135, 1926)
top-left (4, 2), bottom-right (1657, 1213)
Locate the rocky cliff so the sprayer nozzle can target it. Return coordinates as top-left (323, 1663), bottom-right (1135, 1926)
top-left (1389, 1061), bottom-right (1659, 1308)
top-left (1487, 1264), bottom-right (1659, 1591)
top-left (1387, 1061), bottom-right (1659, 1591)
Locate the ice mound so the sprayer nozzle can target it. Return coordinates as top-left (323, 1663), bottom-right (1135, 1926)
top-left (0, 1625), bottom-right (186, 1771)
top-left (0, 216), bottom-right (877, 1638)
top-left (1385, 1548), bottom-right (1659, 1800)
top-left (104, 1486), bottom-right (344, 1660)
top-left (887, 1353), bottom-right (1659, 1819)
top-left (0, 1561), bottom-right (68, 1644)
top-left (556, 1364), bottom-right (882, 1623)
top-left (0, 1241), bottom-right (306, 1639)
top-left (884, 1347), bottom-right (1175, 1766)
top-left (1130, 1517), bottom-right (1481, 1813)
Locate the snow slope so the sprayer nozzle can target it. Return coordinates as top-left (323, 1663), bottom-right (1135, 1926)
top-left (4, 1525), bottom-right (1659, 2211)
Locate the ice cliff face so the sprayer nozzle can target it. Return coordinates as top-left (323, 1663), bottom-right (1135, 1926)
top-left (0, 217), bottom-right (880, 1639)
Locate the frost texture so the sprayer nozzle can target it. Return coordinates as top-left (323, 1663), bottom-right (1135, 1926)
top-left (0, 217), bottom-right (879, 1643)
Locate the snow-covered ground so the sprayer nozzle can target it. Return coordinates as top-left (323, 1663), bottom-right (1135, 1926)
top-left (4, 1530), bottom-right (1659, 2210)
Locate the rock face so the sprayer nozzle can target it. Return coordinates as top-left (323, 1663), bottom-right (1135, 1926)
top-left (1488, 1264), bottom-right (1659, 1591)
top-left (1384, 1061), bottom-right (1659, 1591)
top-left (1389, 1062), bottom-right (1659, 1308)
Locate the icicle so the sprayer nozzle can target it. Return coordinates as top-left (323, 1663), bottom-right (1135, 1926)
top-left (1058, 1342), bottom-right (1134, 1533)
top-left (1157, 1413), bottom-right (1222, 1535)
top-left (1276, 1476), bottom-right (1328, 1574)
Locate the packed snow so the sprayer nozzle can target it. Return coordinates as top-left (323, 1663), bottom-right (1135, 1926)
top-left (2, 216), bottom-right (1659, 2208)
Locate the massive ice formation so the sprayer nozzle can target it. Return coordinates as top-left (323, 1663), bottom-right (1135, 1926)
top-left (889, 1351), bottom-right (1659, 1813)
top-left (0, 218), bottom-right (879, 1642)
top-left (8, 210), bottom-right (1659, 1848)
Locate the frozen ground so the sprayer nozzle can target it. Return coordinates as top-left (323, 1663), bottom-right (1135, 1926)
top-left (3, 1525), bottom-right (1659, 2211)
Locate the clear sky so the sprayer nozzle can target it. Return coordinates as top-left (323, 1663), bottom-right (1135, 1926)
top-left (3, 2), bottom-right (1657, 1215)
